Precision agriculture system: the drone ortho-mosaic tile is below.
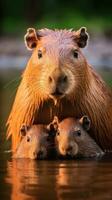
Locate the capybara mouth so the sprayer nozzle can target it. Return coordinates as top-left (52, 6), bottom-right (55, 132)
top-left (49, 89), bottom-right (65, 104)
top-left (49, 92), bottom-right (65, 105)
top-left (51, 91), bottom-right (64, 98)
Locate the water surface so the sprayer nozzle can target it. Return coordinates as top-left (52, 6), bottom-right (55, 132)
top-left (0, 152), bottom-right (112, 200)
top-left (0, 67), bottom-right (112, 200)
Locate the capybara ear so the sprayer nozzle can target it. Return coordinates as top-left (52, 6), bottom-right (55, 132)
top-left (74, 27), bottom-right (89, 48)
top-left (24, 28), bottom-right (38, 50)
top-left (79, 115), bottom-right (91, 131)
top-left (20, 125), bottom-right (30, 136)
top-left (51, 116), bottom-right (59, 131)
top-left (47, 116), bottom-right (59, 132)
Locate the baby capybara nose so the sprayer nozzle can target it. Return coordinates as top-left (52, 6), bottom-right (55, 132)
top-left (66, 146), bottom-right (73, 154)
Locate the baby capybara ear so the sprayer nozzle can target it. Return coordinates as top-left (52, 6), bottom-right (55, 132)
top-left (79, 115), bottom-right (91, 131)
top-left (20, 125), bottom-right (30, 136)
top-left (74, 27), bottom-right (89, 48)
top-left (24, 28), bottom-right (38, 50)
top-left (51, 116), bottom-right (59, 131)
top-left (47, 116), bottom-right (59, 133)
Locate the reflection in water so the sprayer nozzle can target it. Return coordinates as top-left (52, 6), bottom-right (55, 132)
top-left (6, 160), bottom-right (39, 200)
top-left (4, 158), bottom-right (112, 200)
top-left (56, 162), bottom-right (97, 200)
top-left (5, 159), bottom-right (58, 200)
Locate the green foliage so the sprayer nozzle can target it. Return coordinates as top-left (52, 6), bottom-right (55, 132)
top-left (1, 0), bottom-right (112, 35)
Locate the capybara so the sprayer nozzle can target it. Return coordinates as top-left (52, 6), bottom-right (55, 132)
top-left (7, 27), bottom-right (112, 151)
top-left (14, 124), bottom-right (49, 159)
top-left (55, 116), bottom-right (104, 158)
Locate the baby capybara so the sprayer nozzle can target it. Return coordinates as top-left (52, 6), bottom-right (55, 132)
top-left (7, 27), bottom-right (112, 151)
top-left (14, 124), bottom-right (49, 159)
top-left (55, 116), bottom-right (104, 158)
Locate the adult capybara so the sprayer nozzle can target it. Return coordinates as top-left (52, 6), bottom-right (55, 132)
top-left (7, 27), bottom-right (112, 151)
top-left (55, 116), bottom-right (104, 158)
top-left (14, 124), bottom-right (49, 159)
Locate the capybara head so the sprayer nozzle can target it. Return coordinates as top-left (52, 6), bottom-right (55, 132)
top-left (24, 27), bottom-right (89, 101)
top-left (54, 117), bottom-right (79, 157)
top-left (55, 116), bottom-right (103, 158)
top-left (14, 124), bottom-right (49, 159)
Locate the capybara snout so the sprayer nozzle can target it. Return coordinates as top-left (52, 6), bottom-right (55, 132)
top-left (48, 68), bottom-right (68, 97)
top-left (59, 142), bottom-right (78, 157)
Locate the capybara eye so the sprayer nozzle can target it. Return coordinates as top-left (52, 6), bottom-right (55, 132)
top-left (75, 130), bottom-right (81, 136)
top-left (73, 50), bottom-right (78, 58)
top-left (38, 50), bottom-right (42, 59)
top-left (57, 132), bottom-right (60, 136)
top-left (27, 136), bottom-right (31, 142)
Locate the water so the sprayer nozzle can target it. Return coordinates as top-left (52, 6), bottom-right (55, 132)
top-left (0, 152), bottom-right (112, 200)
top-left (0, 68), bottom-right (112, 200)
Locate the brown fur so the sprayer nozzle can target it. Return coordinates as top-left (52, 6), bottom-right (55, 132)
top-left (7, 27), bottom-right (112, 151)
top-left (55, 116), bottom-right (104, 158)
top-left (13, 124), bottom-right (49, 159)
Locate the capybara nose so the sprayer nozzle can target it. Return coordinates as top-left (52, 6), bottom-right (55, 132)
top-left (48, 74), bottom-right (68, 85)
top-left (49, 76), bottom-right (68, 96)
top-left (48, 71), bottom-right (68, 97)
top-left (51, 87), bottom-right (63, 96)
top-left (66, 146), bottom-right (73, 154)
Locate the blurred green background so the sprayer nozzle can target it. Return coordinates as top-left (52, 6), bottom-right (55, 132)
top-left (0, 0), bottom-right (112, 35)
top-left (0, 0), bottom-right (112, 149)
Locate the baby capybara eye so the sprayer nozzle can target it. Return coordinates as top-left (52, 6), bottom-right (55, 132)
top-left (75, 130), bottom-right (81, 136)
top-left (27, 136), bottom-right (31, 142)
top-left (57, 132), bottom-right (60, 136)
top-left (73, 50), bottom-right (78, 58)
top-left (38, 50), bottom-right (42, 59)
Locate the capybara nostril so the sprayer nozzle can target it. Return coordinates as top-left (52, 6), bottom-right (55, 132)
top-left (48, 73), bottom-right (68, 85)
top-left (60, 75), bottom-right (68, 83)
top-left (51, 87), bottom-right (63, 96)
top-left (48, 76), bottom-right (53, 84)
top-left (33, 152), bottom-right (38, 159)
top-left (64, 75), bottom-right (67, 82)
top-left (66, 146), bottom-right (73, 152)
top-left (57, 74), bottom-right (68, 84)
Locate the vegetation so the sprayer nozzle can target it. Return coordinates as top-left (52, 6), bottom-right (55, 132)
top-left (0, 0), bottom-right (112, 35)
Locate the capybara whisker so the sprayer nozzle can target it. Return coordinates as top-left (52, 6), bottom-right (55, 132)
top-left (4, 77), bottom-right (20, 89)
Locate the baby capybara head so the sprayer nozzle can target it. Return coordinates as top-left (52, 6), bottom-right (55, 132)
top-left (14, 124), bottom-right (49, 159)
top-left (53, 116), bottom-right (79, 157)
top-left (56, 116), bottom-right (103, 158)
top-left (24, 27), bottom-right (89, 101)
